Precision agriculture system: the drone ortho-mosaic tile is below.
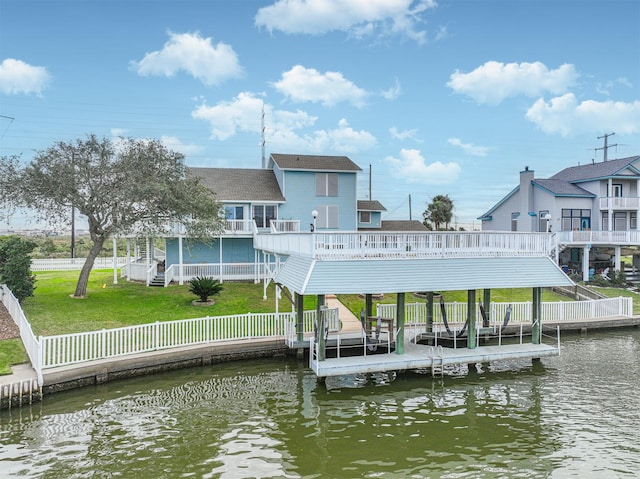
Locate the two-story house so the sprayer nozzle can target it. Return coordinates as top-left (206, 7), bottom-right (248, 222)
top-left (478, 155), bottom-right (640, 279)
top-left (124, 153), bottom-right (426, 287)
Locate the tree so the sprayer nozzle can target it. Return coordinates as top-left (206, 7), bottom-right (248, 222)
top-left (189, 276), bottom-right (223, 303)
top-left (0, 135), bottom-right (223, 298)
top-left (0, 236), bottom-right (36, 302)
top-left (423, 194), bottom-right (454, 231)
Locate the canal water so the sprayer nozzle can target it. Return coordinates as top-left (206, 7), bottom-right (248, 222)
top-left (1, 329), bottom-right (639, 478)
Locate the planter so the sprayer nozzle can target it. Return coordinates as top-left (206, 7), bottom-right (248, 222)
top-left (191, 300), bottom-right (215, 307)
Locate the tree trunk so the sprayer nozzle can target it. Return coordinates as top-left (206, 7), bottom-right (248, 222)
top-left (73, 235), bottom-right (106, 298)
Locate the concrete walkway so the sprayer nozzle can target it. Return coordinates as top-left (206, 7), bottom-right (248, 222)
top-left (325, 294), bottom-right (363, 333)
top-left (0, 363), bottom-right (38, 386)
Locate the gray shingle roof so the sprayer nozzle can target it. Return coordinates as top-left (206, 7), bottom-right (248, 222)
top-left (550, 155), bottom-right (640, 182)
top-left (533, 179), bottom-right (595, 197)
top-left (270, 153), bottom-right (362, 172)
top-left (359, 220), bottom-right (428, 232)
top-left (357, 200), bottom-right (386, 211)
top-left (188, 168), bottom-right (285, 202)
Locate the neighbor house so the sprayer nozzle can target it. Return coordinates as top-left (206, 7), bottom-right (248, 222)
top-left (478, 155), bottom-right (640, 279)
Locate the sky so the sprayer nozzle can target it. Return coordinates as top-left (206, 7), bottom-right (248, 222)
top-left (1, 0), bottom-right (639, 230)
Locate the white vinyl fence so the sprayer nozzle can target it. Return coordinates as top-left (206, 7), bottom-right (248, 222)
top-left (31, 257), bottom-right (127, 272)
top-left (376, 297), bottom-right (633, 326)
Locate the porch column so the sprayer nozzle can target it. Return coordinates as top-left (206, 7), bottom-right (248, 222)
top-left (582, 245), bottom-right (591, 282)
top-left (112, 237), bottom-right (118, 284)
top-left (467, 290), bottom-right (477, 349)
top-left (532, 287), bottom-right (542, 344)
top-left (614, 245), bottom-right (622, 272)
top-left (395, 292), bottom-right (405, 355)
top-left (425, 292), bottom-right (434, 333)
top-left (219, 237), bottom-right (223, 282)
top-left (483, 289), bottom-right (491, 327)
top-left (146, 236), bottom-right (151, 267)
top-left (296, 293), bottom-right (305, 344)
top-left (125, 239), bottom-right (131, 281)
top-left (178, 236), bottom-right (184, 285)
top-left (317, 294), bottom-right (326, 361)
top-left (608, 178), bottom-right (613, 231)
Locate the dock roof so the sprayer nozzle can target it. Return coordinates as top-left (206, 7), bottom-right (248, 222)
top-left (275, 256), bottom-right (573, 295)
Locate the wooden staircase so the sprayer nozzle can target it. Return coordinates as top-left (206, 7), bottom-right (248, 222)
top-left (149, 272), bottom-right (165, 287)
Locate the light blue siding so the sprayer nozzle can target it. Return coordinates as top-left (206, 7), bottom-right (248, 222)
top-left (357, 210), bottom-right (382, 228)
top-left (166, 238), bottom-right (255, 267)
top-left (278, 170), bottom-right (358, 230)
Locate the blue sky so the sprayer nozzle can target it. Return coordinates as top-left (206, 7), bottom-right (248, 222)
top-left (1, 0), bottom-right (639, 230)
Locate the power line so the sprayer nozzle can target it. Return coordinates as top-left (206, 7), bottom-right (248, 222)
top-left (0, 115), bottom-right (15, 142)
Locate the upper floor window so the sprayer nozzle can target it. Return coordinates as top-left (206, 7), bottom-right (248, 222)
top-left (511, 213), bottom-right (519, 232)
top-left (316, 205), bottom-right (339, 229)
top-left (316, 173), bottom-right (338, 197)
top-left (252, 205), bottom-right (277, 229)
top-left (225, 205), bottom-right (244, 220)
top-left (562, 209), bottom-right (590, 230)
top-left (608, 183), bottom-right (623, 197)
top-left (359, 211), bottom-right (371, 223)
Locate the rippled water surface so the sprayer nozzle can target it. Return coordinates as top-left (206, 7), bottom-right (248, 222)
top-left (1, 330), bottom-right (639, 478)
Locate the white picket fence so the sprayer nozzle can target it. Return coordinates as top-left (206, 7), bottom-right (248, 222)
top-left (375, 297), bottom-right (633, 325)
top-left (31, 257), bottom-right (127, 272)
top-left (0, 283), bottom-right (633, 387)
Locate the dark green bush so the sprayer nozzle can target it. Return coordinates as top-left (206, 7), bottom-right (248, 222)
top-left (188, 276), bottom-right (223, 302)
top-left (0, 236), bottom-right (36, 302)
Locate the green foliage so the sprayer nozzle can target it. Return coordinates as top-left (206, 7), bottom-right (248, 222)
top-left (188, 276), bottom-right (224, 302)
top-left (0, 339), bottom-right (28, 375)
top-left (588, 269), bottom-right (628, 287)
top-left (423, 194), bottom-right (454, 230)
top-left (1, 135), bottom-right (224, 298)
top-left (0, 236), bottom-right (36, 302)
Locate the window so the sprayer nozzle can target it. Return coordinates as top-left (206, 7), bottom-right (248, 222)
top-left (539, 210), bottom-right (550, 232)
top-left (562, 209), bottom-right (590, 230)
top-left (252, 205), bottom-right (277, 228)
top-left (315, 173), bottom-right (338, 197)
top-left (608, 183), bottom-right (623, 197)
top-left (602, 212), bottom-right (629, 231)
top-left (316, 205), bottom-right (339, 229)
top-left (511, 213), bottom-right (519, 232)
top-left (359, 211), bottom-right (371, 223)
top-left (224, 206), bottom-right (244, 220)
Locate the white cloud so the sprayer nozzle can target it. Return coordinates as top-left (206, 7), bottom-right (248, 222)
top-left (389, 126), bottom-right (418, 140)
top-left (385, 148), bottom-right (461, 184)
top-left (130, 31), bottom-right (242, 86)
top-left (526, 93), bottom-right (640, 137)
top-left (447, 138), bottom-right (489, 156)
top-left (192, 93), bottom-right (375, 153)
top-left (192, 92), bottom-right (266, 140)
top-left (272, 65), bottom-right (367, 107)
top-left (0, 58), bottom-right (51, 95)
top-left (381, 78), bottom-right (402, 100)
top-left (159, 136), bottom-right (204, 156)
top-left (255, 0), bottom-right (437, 44)
top-left (447, 61), bottom-right (579, 105)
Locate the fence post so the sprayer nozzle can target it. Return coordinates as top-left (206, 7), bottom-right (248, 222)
top-left (154, 321), bottom-right (160, 350)
top-left (37, 336), bottom-right (44, 386)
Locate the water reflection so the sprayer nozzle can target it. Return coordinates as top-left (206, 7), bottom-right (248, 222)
top-left (0, 330), bottom-right (639, 478)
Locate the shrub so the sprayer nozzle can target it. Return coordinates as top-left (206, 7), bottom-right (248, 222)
top-left (188, 276), bottom-right (223, 302)
top-left (0, 236), bottom-right (36, 302)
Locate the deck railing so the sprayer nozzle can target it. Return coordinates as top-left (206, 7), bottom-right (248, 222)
top-left (31, 257), bottom-right (127, 272)
top-left (255, 231), bottom-right (552, 259)
top-left (555, 230), bottom-right (640, 245)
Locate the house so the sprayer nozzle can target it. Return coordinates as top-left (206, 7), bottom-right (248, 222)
top-left (126, 153), bottom-right (425, 286)
top-left (478, 155), bottom-right (640, 279)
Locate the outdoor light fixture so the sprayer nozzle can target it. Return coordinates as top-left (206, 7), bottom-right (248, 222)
top-left (311, 209), bottom-right (318, 232)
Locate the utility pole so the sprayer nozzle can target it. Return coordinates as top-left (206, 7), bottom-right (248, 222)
top-left (261, 103), bottom-right (266, 169)
top-left (409, 194), bottom-right (412, 221)
top-left (596, 132), bottom-right (617, 162)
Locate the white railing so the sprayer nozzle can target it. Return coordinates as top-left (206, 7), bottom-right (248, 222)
top-left (125, 261), bottom-right (274, 284)
top-left (224, 219), bottom-right (254, 233)
top-left (376, 297), bottom-right (633, 326)
top-left (1, 285), bottom-right (42, 385)
top-left (255, 231), bottom-right (552, 259)
top-left (600, 197), bottom-right (640, 210)
top-left (283, 307), bottom-right (341, 347)
top-left (270, 219), bottom-right (301, 233)
top-left (555, 230), bottom-right (640, 245)
top-left (145, 263), bottom-right (158, 286)
top-left (31, 257), bottom-right (127, 272)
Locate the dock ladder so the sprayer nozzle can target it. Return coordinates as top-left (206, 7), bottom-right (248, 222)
top-left (430, 345), bottom-right (445, 378)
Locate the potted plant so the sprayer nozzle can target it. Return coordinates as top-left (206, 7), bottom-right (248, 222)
top-left (188, 276), bottom-right (223, 306)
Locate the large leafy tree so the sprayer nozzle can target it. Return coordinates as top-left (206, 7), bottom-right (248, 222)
top-left (423, 194), bottom-right (454, 231)
top-left (0, 135), bottom-right (223, 298)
